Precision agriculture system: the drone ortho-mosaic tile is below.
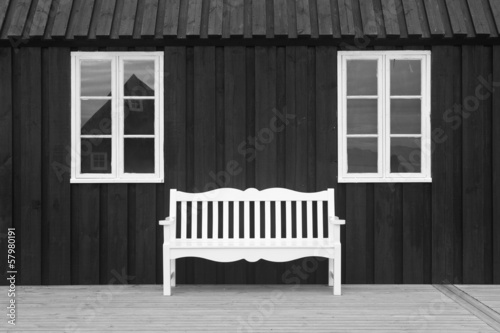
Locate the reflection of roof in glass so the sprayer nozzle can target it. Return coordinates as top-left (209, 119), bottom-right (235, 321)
top-left (81, 75), bottom-right (154, 134)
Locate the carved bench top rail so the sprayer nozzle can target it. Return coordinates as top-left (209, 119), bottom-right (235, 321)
top-left (174, 187), bottom-right (331, 202)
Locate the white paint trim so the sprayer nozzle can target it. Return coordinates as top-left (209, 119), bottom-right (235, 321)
top-left (338, 51), bottom-right (432, 183)
top-left (70, 52), bottom-right (164, 184)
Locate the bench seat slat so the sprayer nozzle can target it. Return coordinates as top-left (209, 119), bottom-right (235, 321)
top-left (170, 238), bottom-right (333, 248)
top-left (191, 201), bottom-right (198, 239)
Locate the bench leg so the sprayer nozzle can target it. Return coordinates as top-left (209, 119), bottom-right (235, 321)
top-left (163, 245), bottom-right (171, 296)
top-left (333, 246), bottom-right (341, 296)
top-left (171, 259), bottom-right (176, 287)
top-left (328, 259), bottom-right (334, 287)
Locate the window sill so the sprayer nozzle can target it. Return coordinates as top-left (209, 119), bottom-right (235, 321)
top-left (338, 177), bottom-right (432, 183)
top-left (70, 178), bottom-right (164, 184)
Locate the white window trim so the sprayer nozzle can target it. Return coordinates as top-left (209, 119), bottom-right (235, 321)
top-left (338, 50), bottom-right (431, 183)
top-left (70, 52), bottom-right (164, 183)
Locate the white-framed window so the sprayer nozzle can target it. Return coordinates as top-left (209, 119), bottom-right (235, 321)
top-left (70, 52), bottom-right (164, 183)
top-left (338, 51), bottom-right (431, 183)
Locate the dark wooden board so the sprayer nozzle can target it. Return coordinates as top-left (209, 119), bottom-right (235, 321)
top-left (28, 0), bottom-right (53, 37)
top-left (493, 45), bottom-right (500, 284)
top-left (402, 184), bottom-right (425, 283)
top-left (176, 0), bottom-right (188, 38)
top-left (0, 48), bottom-right (12, 286)
top-left (186, 0), bottom-right (202, 36)
top-left (296, 0), bottom-right (311, 36)
top-left (372, 0), bottom-right (387, 38)
top-left (359, 0), bottom-right (378, 36)
top-left (164, 46), bottom-right (187, 283)
top-left (41, 47), bottom-right (71, 285)
top-left (286, 0), bottom-right (297, 38)
top-left (252, 0), bottom-right (266, 36)
top-left (329, 0), bottom-right (342, 38)
top-left (414, 0), bottom-right (431, 38)
top-left (422, 0), bottom-right (445, 36)
top-left (222, 47), bottom-right (247, 283)
top-left (490, 0), bottom-right (500, 32)
top-left (316, 0), bottom-right (332, 36)
top-left (254, 46), bottom-right (278, 283)
top-left (337, 0), bottom-right (355, 36)
top-left (5, 0), bottom-right (31, 38)
top-left (119, 0), bottom-right (139, 37)
top-left (346, 184), bottom-right (371, 283)
top-left (71, 185), bottom-right (100, 284)
top-left (462, 46), bottom-right (493, 284)
top-left (72, 0), bottom-right (96, 38)
top-left (401, 0), bottom-right (422, 37)
top-left (141, 0), bottom-right (159, 37)
top-left (445, 0), bottom-right (468, 36)
top-left (13, 48), bottom-right (42, 285)
top-left (430, 45), bottom-right (462, 284)
top-left (228, 0), bottom-right (244, 36)
top-left (274, 0), bottom-right (288, 36)
top-left (132, 184), bottom-right (157, 283)
top-left (466, 0), bottom-right (490, 36)
top-left (95, 0), bottom-right (117, 37)
top-left (163, 0), bottom-right (180, 36)
top-left (207, 0), bottom-right (223, 36)
top-left (0, 1), bottom-right (9, 33)
top-left (193, 46), bottom-right (217, 283)
top-left (51, 0), bottom-right (74, 38)
top-left (381, 0), bottom-right (401, 36)
top-left (374, 184), bottom-right (403, 284)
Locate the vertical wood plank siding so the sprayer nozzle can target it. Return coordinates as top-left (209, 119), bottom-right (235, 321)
top-left (0, 44), bottom-right (499, 285)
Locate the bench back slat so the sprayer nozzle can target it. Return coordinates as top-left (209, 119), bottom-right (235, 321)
top-left (286, 201), bottom-right (292, 238)
top-left (169, 188), bottom-right (335, 241)
top-left (202, 201), bottom-right (208, 239)
top-left (276, 202), bottom-right (282, 238)
top-left (244, 201), bottom-right (250, 238)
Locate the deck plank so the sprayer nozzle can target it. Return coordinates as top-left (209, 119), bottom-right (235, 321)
top-left (1, 285), bottom-right (497, 332)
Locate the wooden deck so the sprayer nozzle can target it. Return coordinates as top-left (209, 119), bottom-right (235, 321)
top-left (2, 285), bottom-right (500, 332)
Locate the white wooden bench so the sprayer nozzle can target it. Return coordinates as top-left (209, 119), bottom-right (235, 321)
top-left (160, 188), bottom-right (345, 296)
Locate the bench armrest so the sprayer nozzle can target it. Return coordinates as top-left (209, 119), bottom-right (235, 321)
top-left (159, 217), bottom-right (176, 226)
top-left (329, 216), bottom-right (346, 225)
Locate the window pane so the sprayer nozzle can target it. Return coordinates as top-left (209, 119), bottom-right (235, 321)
top-left (391, 138), bottom-right (421, 173)
top-left (124, 61), bottom-right (155, 96)
top-left (81, 60), bottom-right (112, 96)
top-left (347, 138), bottom-right (378, 173)
top-left (347, 60), bottom-right (377, 96)
top-left (81, 138), bottom-right (111, 173)
top-left (81, 100), bottom-right (112, 135)
top-left (347, 99), bottom-right (377, 135)
top-left (124, 138), bottom-right (155, 173)
top-left (124, 99), bottom-right (154, 135)
top-left (390, 59), bottom-right (421, 96)
top-left (391, 99), bottom-right (421, 134)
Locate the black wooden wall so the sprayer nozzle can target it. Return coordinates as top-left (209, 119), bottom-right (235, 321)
top-left (0, 44), bottom-right (499, 286)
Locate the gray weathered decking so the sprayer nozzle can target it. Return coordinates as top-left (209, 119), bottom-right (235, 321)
top-left (2, 285), bottom-right (500, 332)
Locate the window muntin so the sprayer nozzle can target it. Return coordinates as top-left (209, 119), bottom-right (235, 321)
top-left (338, 51), bottom-right (431, 183)
top-left (71, 52), bottom-right (164, 183)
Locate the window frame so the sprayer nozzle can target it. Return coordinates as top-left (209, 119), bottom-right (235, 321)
top-left (338, 50), bottom-right (431, 183)
top-left (70, 52), bottom-right (164, 183)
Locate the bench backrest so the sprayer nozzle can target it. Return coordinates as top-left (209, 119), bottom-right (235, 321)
top-left (169, 188), bottom-right (335, 240)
